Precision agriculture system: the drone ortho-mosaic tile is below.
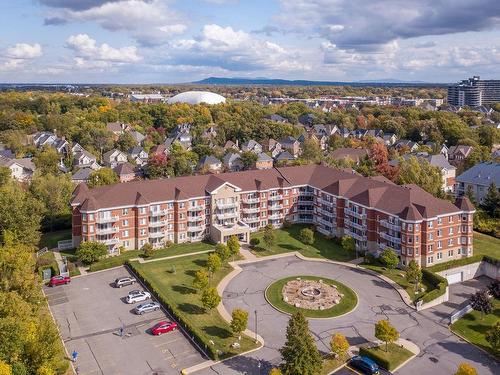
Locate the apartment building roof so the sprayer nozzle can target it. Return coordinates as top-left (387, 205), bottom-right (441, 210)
top-left (71, 164), bottom-right (470, 219)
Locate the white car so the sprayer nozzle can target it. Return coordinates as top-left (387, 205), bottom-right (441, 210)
top-left (126, 290), bottom-right (151, 304)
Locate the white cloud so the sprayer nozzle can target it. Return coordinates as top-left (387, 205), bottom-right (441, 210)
top-left (6, 43), bottom-right (43, 59)
top-left (66, 34), bottom-right (141, 63)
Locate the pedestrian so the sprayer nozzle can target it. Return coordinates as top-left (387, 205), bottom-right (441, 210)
top-left (71, 350), bottom-right (78, 363)
top-left (119, 326), bottom-right (124, 337)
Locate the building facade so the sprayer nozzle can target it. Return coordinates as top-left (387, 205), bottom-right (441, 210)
top-left (71, 165), bottom-right (475, 268)
top-left (447, 76), bottom-right (500, 106)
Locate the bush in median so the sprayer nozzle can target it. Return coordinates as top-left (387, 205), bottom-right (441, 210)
top-left (418, 269), bottom-right (448, 304)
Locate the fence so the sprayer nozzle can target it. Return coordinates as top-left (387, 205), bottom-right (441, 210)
top-left (57, 239), bottom-right (74, 250)
top-left (36, 247), bottom-right (48, 257)
top-left (450, 304), bottom-right (473, 324)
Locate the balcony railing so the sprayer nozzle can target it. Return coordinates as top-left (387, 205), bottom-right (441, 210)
top-left (299, 190), bottom-right (314, 196)
top-left (379, 231), bottom-right (401, 244)
top-left (100, 238), bottom-right (119, 245)
top-left (187, 226), bottom-right (204, 232)
top-left (344, 208), bottom-right (366, 219)
top-left (243, 216), bottom-right (259, 223)
top-left (297, 207), bottom-right (314, 213)
top-left (317, 207), bottom-right (336, 216)
top-left (319, 198), bottom-right (336, 206)
top-left (344, 228), bottom-right (367, 241)
top-left (96, 215), bottom-right (119, 224)
top-left (187, 215), bottom-right (203, 222)
top-left (243, 207), bottom-right (260, 214)
top-left (346, 220), bottom-right (366, 231)
top-left (216, 212), bottom-right (238, 220)
top-left (242, 197), bottom-right (260, 204)
top-left (379, 219), bottom-right (401, 231)
top-left (96, 226), bottom-right (119, 234)
top-left (316, 217), bottom-right (335, 227)
top-left (268, 213), bottom-right (283, 220)
top-left (149, 210), bottom-right (167, 217)
top-left (149, 220), bottom-right (166, 227)
top-left (149, 231), bottom-right (165, 238)
top-left (216, 201), bottom-right (238, 209)
top-left (268, 194), bottom-right (283, 201)
top-left (268, 205), bottom-right (283, 211)
top-left (187, 205), bottom-right (204, 211)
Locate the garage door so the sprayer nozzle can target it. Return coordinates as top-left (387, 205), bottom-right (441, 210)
top-left (446, 272), bottom-right (463, 284)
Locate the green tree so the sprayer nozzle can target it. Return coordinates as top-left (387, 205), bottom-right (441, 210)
top-left (405, 260), bottom-right (422, 294)
top-left (240, 151), bottom-right (258, 169)
top-left (300, 138), bottom-right (322, 162)
top-left (485, 321), bottom-right (500, 354)
top-left (206, 253), bottom-right (222, 273)
top-left (280, 311), bottom-right (322, 375)
top-left (379, 248), bottom-right (399, 270)
top-left (230, 308), bottom-right (249, 338)
top-left (0, 167), bottom-right (11, 186)
top-left (298, 228), bottom-right (314, 245)
top-left (396, 156), bottom-right (443, 196)
top-left (201, 287), bottom-right (221, 311)
top-left (227, 235), bottom-right (240, 257)
top-left (469, 290), bottom-right (493, 320)
top-left (250, 237), bottom-right (260, 249)
top-left (76, 241), bottom-right (107, 264)
top-left (87, 167), bottom-right (118, 188)
top-left (141, 242), bottom-right (154, 258)
top-left (116, 132), bottom-right (137, 152)
top-left (263, 224), bottom-right (276, 249)
top-left (192, 268), bottom-right (209, 292)
top-left (330, 333), bottom-right (349, 359)
top-left (33, 146), bottom-right (60, 175)
top-left (215, 244), bottom-right (231, 262)
top-left (480, 182), bottom-right (500, 218)
top-left (268, 369), bottom-right (282, 375)
top-left (374, 319), bottom-right (399, 352)
top-left (454, 363), bottom-right (478, 375)
top-left (341, 236), bottom-right (355, 255)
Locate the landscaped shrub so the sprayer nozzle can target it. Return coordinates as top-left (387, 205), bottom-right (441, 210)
top-left (249, 237), bottom-right (260, 248)
top-left (428, 254), bottom-right (484, 272)
top-left (359, 346), bottom-right (391, 370)
top-left (418, 270), bottom-right (448, 304)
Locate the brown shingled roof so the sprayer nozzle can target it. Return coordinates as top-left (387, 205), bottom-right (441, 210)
top-left (455, 196), bottom-right (475, 212)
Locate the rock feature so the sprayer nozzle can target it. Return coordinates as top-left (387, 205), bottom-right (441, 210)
top-left (282, 279), bottom-right (342, 310)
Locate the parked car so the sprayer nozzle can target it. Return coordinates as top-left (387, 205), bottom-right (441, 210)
top-left (49, 275), bottom-right (71, 287)
top-left (151, 321), bottom-right (178, 335)
top-left (126, 290), bottom-right (151, 304)
top-left (349, 356), bottom-right (380, 375)
top-left (134, 302), bottom-right (161, 315)
top-left (114, 277), bottom-right (136, 288)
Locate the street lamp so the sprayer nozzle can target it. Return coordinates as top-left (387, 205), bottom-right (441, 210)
top-left (254, 310), bottom-right (258, 343)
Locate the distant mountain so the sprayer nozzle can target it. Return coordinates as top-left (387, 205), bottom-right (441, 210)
top-left (192, 77), bottom-right (444, 87)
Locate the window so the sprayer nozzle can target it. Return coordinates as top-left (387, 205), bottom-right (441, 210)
top-left (89, 213), bottom-right (94, 221)
top-left (123, 240), bottom-right (130, 247)
top-left (82, 225), bottom-right (87, 233)
top-left (429, 233), bottom-right (433, 240)
top-left (415, 224), bottom-right (419, 230)
top-left (462, 214), bottom-right (467, 221)
top-left (82, 213), bottom-right (87, 220)
top-left (168, 203), bottom-right (174, 209)
top-left (408, 248), bottom-right (413, 255)
top-left (437, 229), bottom-right (442, 237)
top-left (179, 213), bottom-right (184, 219)
top-left (437, 252), bottom-right (442, 260)
top-left (415, 249), bottom-right (419, 256)
top-left (408, 224), bottom-right (413, 231)
top-left (180, 233), bottom-right (185, 240)
top-left (140, 229), bottom-right (146, 236)
top-left (122, 219), bottom-right (129, 226)
top-left (448, 249), bottom-right (454, 257)
top-left (168, 214), bottom-right (173, 220)
top-left (402, 222), bottom-right (406, 230)
top-left (408, 236), bottom-right (413, 244)
top-left (179, 202), bottom-right (185, 208)
top-left (122, 208), bottom-right (129, 215)
top-left (89, 225), bottom-right (94, 233)
top-left (427, 256), bottom-right (434, 264)
top-left (461, 225), bottom-right (467, 233)
top-left (449, 227), bottom-right (453, 235)
top-left (428, 245), bottom-right (433, 252)
top-left (437, 217), bottom-right (442, 225)
top-left (428, 221), bottom-right (433, 228)
top-left (179, 223), bottom-right (185, 230)
top-left (168, 234), bottom-right (173, 241)
top-left (284, 190), bottom-right (289, 196)
top-left (140, 239), bottom-right (146, 247)
top-left (168, 224), bottom-right (173, 230)
top-left (140, 218), bottom-right (146, 225)
top-left (415, 236), bottom-right (419, 243)
top-left (449, 215), bottom-right (453, 223)
top-left (448, 238), bottom-right (453, 246)
top-left (437, 241), bottom-right (442, 249)
top-left (401, 247), bottom-right (406, 255)
top-left (139, 207), bottom-right (146, 214)
top-left (461, 237), bottom-right (467, 245)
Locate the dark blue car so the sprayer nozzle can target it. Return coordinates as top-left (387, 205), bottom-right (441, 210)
top-left (349, 355), bottom-right (380, 374)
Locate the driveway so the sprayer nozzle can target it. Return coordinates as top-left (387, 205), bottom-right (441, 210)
top-left (45, 267), bottom-right (205, 375)
top-left (195, 256), bottom-right (498, 375)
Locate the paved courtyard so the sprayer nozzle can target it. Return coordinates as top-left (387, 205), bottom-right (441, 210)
top-left (45, 267), bottom-right (205, 375)
top-left (196, 256), bottom-right (497, 375)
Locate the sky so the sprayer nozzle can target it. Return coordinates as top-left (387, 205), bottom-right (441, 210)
top-left (0, 0), bottom-right (499, 84)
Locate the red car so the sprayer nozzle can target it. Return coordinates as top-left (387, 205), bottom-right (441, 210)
top-left (49, 275), bottom-right (71, 287)
top-left (151, 321), bottom-right (177, 335)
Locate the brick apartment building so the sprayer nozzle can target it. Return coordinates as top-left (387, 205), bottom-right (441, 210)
top-left (70, 165), bottom-right (475, 268)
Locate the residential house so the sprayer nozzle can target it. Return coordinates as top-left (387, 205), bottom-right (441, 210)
top-left (223, 153), bottom-right (244, 172)
top-left (73, 149), bottom-right (100, 170)
top-left (223, 140), bottom-right (239, 152)
top-left (274, 150), bottom-right (295, 165)
top-left (330, 148), bottom-right (369, 165)
top-left (0, 156), bottom-right (36, 181)
top-left (298, 113), bottom-right (315, 126)
top-left (129, 130), bottom-right (146, 145)
top-left (113, 162), bottom-right (138, 183)
top-left (256, 153), bottom-right (273, 170)
top-left (106, 122), bottom-right (131, 136)
top-left (393, 139), bottom-right (419, 153)
top-left (241, 140), bottom-right (262, 154)
top-left (423, 154), bottom-right (457, 192)
top-left (279, 136), bottom-right (301, 158)
top-left (150, 144), bottom-right (168, 157)
top-left (264, 114), bottom-right (288, 123)
top-left (198, 155), bottom-right (222, 173)
top-left (261, 138), bottom-right (282, 158)
top-left (448, 145), bottom-right (473, 163)
top-left (456, 162), bottom-right (500, 203)
top-left (72, 167), bottom-right (93, 184)
top-left (202, 126), bottom-right (218, 139)
top-left (103, 149), bottom-right (128, 168)
top-left (128, 146), bottom-right (148, 166)
top-left (32, 131), bottom-right (70, 156)
top-left (383, 133), bottom-right (398, 146)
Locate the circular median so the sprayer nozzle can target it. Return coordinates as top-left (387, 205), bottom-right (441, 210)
top-left (265, 275), bottom-right (357, 318)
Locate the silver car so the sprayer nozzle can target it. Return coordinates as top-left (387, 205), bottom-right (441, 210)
top-left (126, 290), bottom-right (151, 304)
top-left (114, 277), bottom-right (136, 288)
top-left (134, 302), bottom-right (161, 315)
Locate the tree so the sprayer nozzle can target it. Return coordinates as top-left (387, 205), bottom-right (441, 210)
top-left (215, 244), bottom-right (231, 262)
top-left (240, 151), bottom-right (258, 169)
top-left (374, 319), bottom-right (399, 352)
top-left (469, 290), bottom-right (493, 320)
top-left (268, 369), bottom-right (282, 375)
top-left (206, 253), bottom-right (222, 273)
top-left (87, 168), bottom-right (118, 188)
top-left (379, 248), bottom-right (399, 270)
top-left (300, 138), bottom-right (322, 162)
top-left (298, 228), bottom-right (314, 245)
top-left (405, 260), bottom-right (422, 294)
top-left (481, 182), bottom-right (500, 218)
top-left (227, 235), bottom-right (240, 257)
top-left (76, 241), bottom-right (107, 264)
top-left (0, 167), bottom-right (11, 186)
top-left (488, 279), bottom-right (499, 299)
top-left (33, 146), bottom-right (60, 175)
top-left (201, 287), bottom-right (221, 311)
top-left (141, 243), bottom-right (154, 258)
top-left (341, 236), bottom-right (355, 255)
top-left (280, 312), bottom-right (322, 375)
top-left (0, 360), bottom-right (12, 375)
top-left (192, 269), bottom-right (209, 292)
top-left (330, 333), bottom-right (349, 359)
top-left (117, 132), bottom-right (136, 152)
top-left (263, 224), bottom-right (276, 248)
top-left (146, 153), bottom-right (171, 179)
top-left (454, 363), bottom-right (478, 375)
top-left (485, 321), bottom-right (500, 354)
top-left (396, 156), bottom-right (442, 196)
top-left (230, 308), bottom-right (249, 338)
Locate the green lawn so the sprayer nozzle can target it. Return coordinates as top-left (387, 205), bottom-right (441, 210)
top-left (130, 254), bottom-right (258, 359)
top-left (321, 355), bottom-right (347, 374)
top-left (265, 275), bottom-right (357, 318)
top-left (451, 299), bottom-right (500, 357)
top-left (473, 232), bottom-right (500, 259)
top-left (362, 263), bottom-right (433, 302)
top-left (39, 229), bottom-right (72, 250)
top-left (251, 224), bottom-right (356, 262)
top-left (360, 343), bottom-right (414, 371)
top-left (88, 241), bottom-right (213, 272)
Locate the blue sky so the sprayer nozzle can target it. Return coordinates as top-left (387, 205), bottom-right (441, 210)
top-left (0, 0), bottom-right (499, 83)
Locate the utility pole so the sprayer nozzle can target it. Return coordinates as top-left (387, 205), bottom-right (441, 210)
top-left (254, 310), bottom-right (258, 343)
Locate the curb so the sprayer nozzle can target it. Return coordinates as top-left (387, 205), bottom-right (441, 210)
top-left (449, 327), bottom-right (500, 361)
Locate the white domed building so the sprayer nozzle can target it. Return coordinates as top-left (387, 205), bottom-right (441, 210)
top-left (167, 91), bottom-right (226, 105)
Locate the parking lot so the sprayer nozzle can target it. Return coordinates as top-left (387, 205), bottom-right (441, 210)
top-left (333, 364), bottom-right (392, 375)
top-left (45, 266), bottom-right (205, 375)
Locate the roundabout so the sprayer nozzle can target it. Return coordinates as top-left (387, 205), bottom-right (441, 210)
top-left (265, 275), bottom-right (358, 318)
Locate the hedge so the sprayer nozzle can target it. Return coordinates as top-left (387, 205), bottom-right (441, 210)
top-left (418, 269), bottom-right (448, 304)
top-left (428, 254), bottom-right (500, 273)
top-left (359, 346), bottom-right (391, 370)
top-left (126, 261), bottom-right (218, 360)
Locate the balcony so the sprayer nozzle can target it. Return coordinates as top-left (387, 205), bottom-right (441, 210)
top-left (318, 207), bottom-right (336, 216)
top-left (299, 190), bottom-right (314, 196)
top-left (149, 231), bottom-right (165, 238)
top-left (268, 205), bottom-right (283, 211)
top-left (216, 201), bottom-right (238, 209)
top-left (96, 226), bottom-right (119, 234)
top-left (216, 211), bottom-right (238, 220)
top-left (187, 205), bottom-right (204, 212)
top-left (148, 220), bottom-right (166, 227)
top-left (149, 210), bottom-right (167, 217)
top-left (243, 207), bottom-right (260, 214)
top-left (297, 198), bottom-right (314, 204)
top-left (187, 225), bottom-right (204, 232)
top-left (379, 231), bottom-right (401, 244)
top-left (268, 213), bottom-right (283, 220)
top-left (297, 207), bottom-right (314, 213)
top-left (100, 237), bottom-right (119, 245)
top-left (379, 219), bottom-right (401, 231)
top-left (344, 228), bottom-right (366, 241)
top-left (268, 194), bottom-right (283, 201)
top-left (346, 220), bottom-right (366, 231)
top-left (316, 217), bottom-right (335, 227)
top-left (319, 197), bottom-right (336, 206)
top-left (187, 215), bottom-right (203, 222)
top-left (243, 216), bottom-right (259, 223)
top-left (242, 197), bottom-right (260, 204)
top-left (96, 215), bottom-right (119, 224)
top-left (344, 208), bottom-right (366, 219)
